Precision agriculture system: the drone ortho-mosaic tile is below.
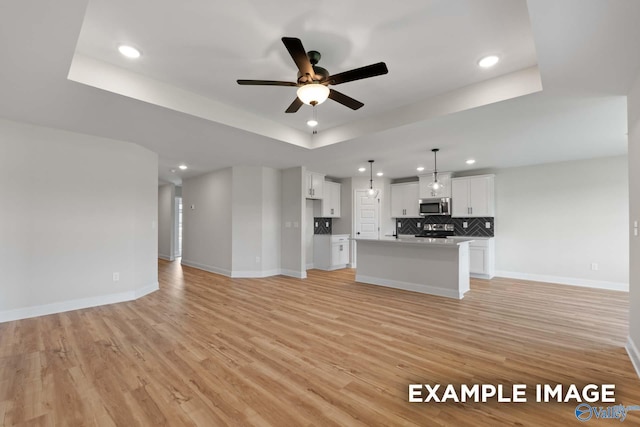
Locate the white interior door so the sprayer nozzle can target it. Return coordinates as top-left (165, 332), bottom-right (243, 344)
top-left (355, 190), bottom-right (379, 239)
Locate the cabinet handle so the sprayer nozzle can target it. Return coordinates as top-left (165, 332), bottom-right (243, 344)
top-left (470, 207), bottom-right (473, 215)
top-left (331, 208), bottom-right (334, 214)
top-left (340, 245), bottom-right (343, 251)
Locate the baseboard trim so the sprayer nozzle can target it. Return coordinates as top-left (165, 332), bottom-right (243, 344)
top-left (0, 281), bottom-right (159, 323)
top-left (306, 263), bottom-right (314, 270)
top-left (626, 337), bottom-right (640, 380)
top-left (495, 270), bottom-right (628, 291)
top-left (280, 269), bottom-right (307, 279)
top-left (158, 254), bottom-right (174, 261)
top-left (180, 259), bottom-right (232, 277)
top-left (355, 274), bottom-right (463, 299)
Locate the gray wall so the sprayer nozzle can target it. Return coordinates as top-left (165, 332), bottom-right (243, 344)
top-left (181, 166), bottom-right (282, 277)
top-left (182, 168), bottom-right (233, 275)
top-left (158, 184), bottom-right (176, 260)
top-left (628, 71), bottom-right (640, 375)
top-left (280, 167), bottom-right (305, 278)
top-left (0, 118), bottom-right (158, 321)
top-left (261, 167), bottom-right (282, 273)
top-left (455, 156), bottom-right (629, 290)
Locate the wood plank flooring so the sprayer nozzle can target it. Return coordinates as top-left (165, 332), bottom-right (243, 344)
top-left (1, 260), bottom-right (639, 426)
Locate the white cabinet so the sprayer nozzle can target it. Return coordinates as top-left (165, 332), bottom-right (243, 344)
top-left (419, 173), bottom-right (452, 199)
top-left (452, 237), bottom-right (495, 279)
top-left (314, 234), bottom-right (350, 270)
top-left (306, 171), bottom-right (325, 199)
top-left (391, 182), bottom-right (419, 218)
top-left (469, 238), bottom-right (495, 279)
top-left (315, 181), bottom-right (341, 218)
top-left (451, 175), bottom-right (495, 217)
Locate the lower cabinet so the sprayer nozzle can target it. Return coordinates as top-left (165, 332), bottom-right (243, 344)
top-left (314, 234), bottom-right (350, 270)
top-left (468, 238), bottom-right (495, 279)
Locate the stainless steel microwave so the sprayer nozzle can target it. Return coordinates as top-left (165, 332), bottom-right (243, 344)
top-left (419, 198), bottom-right (451, 216)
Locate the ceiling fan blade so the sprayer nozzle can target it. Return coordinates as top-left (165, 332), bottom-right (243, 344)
top-left (326, 62), bottom-right (388, 85)
top-left (281, 37), bottom-right (314, 80)
top-left (237, 79), bottom-right (297, 86)
top-left (285, 97), bottom-right (304, 113)
top-left (329, 89), bottom-right (364, 110)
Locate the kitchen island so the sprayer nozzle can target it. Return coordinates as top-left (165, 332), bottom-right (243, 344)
top-left (354, 237), bottom-right (474, 299)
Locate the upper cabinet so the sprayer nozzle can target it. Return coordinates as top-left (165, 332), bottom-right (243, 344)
top-left (419, 172), bottom-right (452, 199)
top-left (306, 171), bottom-right (325, 199)
top-left (451, 175), bottom-right (495, 217)
top-left (315, 181), bottom-right (341, 218)
top-left (391, 182), bottom-right (419, 218)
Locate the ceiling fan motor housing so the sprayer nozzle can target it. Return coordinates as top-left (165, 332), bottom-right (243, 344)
top-left (297, 51), bottom-right (329, 83)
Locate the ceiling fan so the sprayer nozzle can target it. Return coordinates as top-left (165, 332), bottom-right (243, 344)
top-left (237, 37), bottom-right (389, 113)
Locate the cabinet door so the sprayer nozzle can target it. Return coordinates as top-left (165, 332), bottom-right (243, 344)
top-left (323, 181), bottom-right (341, 217)
top-left (451, 179), bottom-right (469, 217)
top-left (306, 173), bottom-right (314, 198)
top-left (468, 176), bottom-right (491, 217)
top-left (311, 173), bottom-right (324, 199)
top-left (331, 243), bottom-right (341, 266)
top-left (404, 182), bottom-right (419, 217)
top-left (390, 184), bottom-right (406, 217)
top-left (338, 243), bottom-right (349, 265)
top-left (469, 247), bottom-right (486, 274)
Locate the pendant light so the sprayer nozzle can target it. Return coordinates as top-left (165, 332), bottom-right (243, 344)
top-left (367, 160), bottom-right (379, 198)
top-left (428, 148), bottom-right (444, 192)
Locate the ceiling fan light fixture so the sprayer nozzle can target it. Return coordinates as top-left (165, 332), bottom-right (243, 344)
top-left (307, 119), bottom-right (318, 127)
top-left (296, 83), bottom-right (330, 106)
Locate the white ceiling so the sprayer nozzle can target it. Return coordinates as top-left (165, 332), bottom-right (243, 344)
top-left (1, 0), bottom-right (639, 185)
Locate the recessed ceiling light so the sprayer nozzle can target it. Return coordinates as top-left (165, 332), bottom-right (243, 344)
top-left (417, 166), bottom-right (425, 172)
top-left (478, 55), bottom-right (499, 68)
top-left (466, 159), bottom-right (476, 165)
top-left (307, 119), bottom-right (318, 127)
top-left (178, 164), bottom-right (188, 170)
top-left (118, 44), bottom-right (141, 59)
top-left (376, 172), bottom-right (384, 176)
top-left (358, 167), bottom-right (366, 172)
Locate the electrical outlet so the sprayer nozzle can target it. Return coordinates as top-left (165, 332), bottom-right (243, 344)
top-left (190, 204), bottom-right (195, 210)
top-left (591, 263), bottom-right (598, 271)
top-left (485, 222), bottom-right (491, 228)
top-left (315, 221), bottom-right (318, 227)
top-left (463, 222), bottom-right (468, 228)
top-left (417, 222), bottom-right (421, 228)
top-left (113, 272), bottom-right (120, 282)
top-left (398, 222), bottom-right (402, 228)
top-left (325, 222), bottom-right (329, 227)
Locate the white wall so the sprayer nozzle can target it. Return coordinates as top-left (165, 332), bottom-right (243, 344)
top-left (475, 157), bottom-right (628, 290)
top-left (627, 72), bottom-right (640, 376)
top-left (0, 119), bottom-right (158, 322)
top-left (231, 166), bottom-right (264, 274)
top-left (181, 168), bottom-right (233, 275)
top-left (280, 167), bottom-right (305, 278)
top-left (261, 168), bottom-right (281, 273)
top-left (158, 184), bottom-right (176, 260)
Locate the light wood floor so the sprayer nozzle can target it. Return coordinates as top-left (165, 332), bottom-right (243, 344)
top-left (1, 261), bottom-right (639, 426)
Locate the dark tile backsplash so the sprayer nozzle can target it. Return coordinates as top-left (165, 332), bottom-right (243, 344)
top-left (314, 218), bottom-right (332, 234)
top-left (395, 215), bottom-right (494, 237)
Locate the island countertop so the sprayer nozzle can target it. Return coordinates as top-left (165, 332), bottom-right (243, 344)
top-left (354, 236), bottom-right (474, 247)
